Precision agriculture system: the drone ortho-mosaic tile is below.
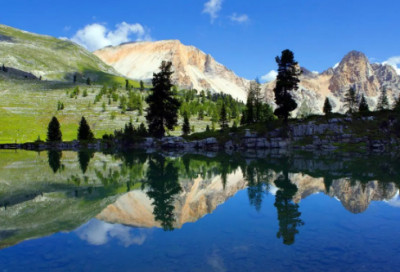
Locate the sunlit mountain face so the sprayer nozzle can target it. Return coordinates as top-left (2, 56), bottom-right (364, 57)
top-left (1, 150), bottom-right (400, 271)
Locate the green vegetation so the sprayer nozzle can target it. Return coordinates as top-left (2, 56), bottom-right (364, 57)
top-left (77, 117), bottom-right (94, 141)
top-left (323, 97), bottom-right (332, 115)
top-left (145, 61), bottom-right (181, 138)
top-left (46, 116), bottom-right (62, 142)
top-left (274, 49), bottom-right (301, 124)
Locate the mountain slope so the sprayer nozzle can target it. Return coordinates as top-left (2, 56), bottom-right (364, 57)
top-left (94, 40), bottom-right (249, 101)
top-left (0, 24), bottom-right (121, 82)
top-left (263, 51), bottom-right (400, 115)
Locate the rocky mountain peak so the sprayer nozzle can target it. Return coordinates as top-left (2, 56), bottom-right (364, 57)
top-left (329, 50), bottom-right (380, 97)
top-left (94, 40), bottom-right (249, 101)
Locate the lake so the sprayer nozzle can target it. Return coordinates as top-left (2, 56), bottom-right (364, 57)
top-left (0, 149), bottom-right (400, 272)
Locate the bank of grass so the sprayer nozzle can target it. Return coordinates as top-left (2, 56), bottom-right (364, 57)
top-left (0, 73), bottom-right (150, 143)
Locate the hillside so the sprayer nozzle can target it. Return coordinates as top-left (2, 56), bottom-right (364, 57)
top-left (94, 40), bottom-right (250, 101)
top-left (0, 24), bottom-right (124, 83)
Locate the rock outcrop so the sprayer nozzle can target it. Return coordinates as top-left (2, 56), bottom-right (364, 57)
top-left (94, 40), bottom-right (249, 101)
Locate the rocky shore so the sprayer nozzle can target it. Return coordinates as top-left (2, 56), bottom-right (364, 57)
top-left (1, 116), bottom-right (399, 152)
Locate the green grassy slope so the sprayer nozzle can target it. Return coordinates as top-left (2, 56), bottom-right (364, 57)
top-left (0, 24), bottom-right (126, 83)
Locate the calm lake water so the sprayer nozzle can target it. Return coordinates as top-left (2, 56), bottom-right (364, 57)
top-left (0, 149), bottom-right (400, 272)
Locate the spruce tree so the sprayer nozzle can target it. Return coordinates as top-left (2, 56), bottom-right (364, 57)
top-left (140, 80), bottom-right (145, 92)
top-left (206, 125), bottom-right (210, 132)
top-left (86, 77), bottom-right (91, 86)
top-left (198, 107), bottom-right (204, 120)
top-left (73, 74), bottom-right (77, 83)
top-left (145, 61), bottom-right (181, 138)
top-left (377, 87), bottom-right (389, 111)
top-left (182, 111), bottom-right (191, 135)
top-left (344, 87), bottom-right (357, 113)
top-left (125, 79), bottom-right (130, 91)
top-left (47, 117), bottom-right (62, 142)
top-left (219, 102), bottom-right (228, 130)
top-left (77, 117), bottom-right (94, 141)
top-left (359, 94), bottom-right (370, 112)
top-left (323, 97), bottom-right (332, 116)
top-left (273, 49), bottom-right (301, 124)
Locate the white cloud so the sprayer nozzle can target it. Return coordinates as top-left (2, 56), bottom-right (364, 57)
top-left (63, 26), bottom-right (71, 31)
top-left (69, 22), bottom-right (152, 51)
top-left (382, 56), bottom-right (400, 75)
top-left (333, 63), bottom-right (340, 69)
top-left (312, 71), bottom-right (319, 74)
top-left (229, 13), bottom-right (249, 24)
top-left (76, 219), bottom-right (148, 247)
top-left (203, 0), bottom-right (224, 23)
top-left (261, 70), bottom-right (278, 82)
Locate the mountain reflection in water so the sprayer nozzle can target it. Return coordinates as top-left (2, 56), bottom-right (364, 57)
top-left (0, 150), bottom-right (399, 251)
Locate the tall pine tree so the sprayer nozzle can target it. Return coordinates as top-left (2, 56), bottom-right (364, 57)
top-left (274, 50), bottom-right (301, 124)
top-left (145, 61), bottom-right (181, 138)
top-left (344, 87), bottom-right (358, 113)
top-left (359, 94), bottom-right (370, 112)
top-left (377, 87), bottom-right (390, 111)
top-left (182, 111), bottom-right (191, 135)
top-left (77, 117), bottom-right (94, 141)
top-left (219, 102), bottom-right (228, 130)
top-left (47, 117), bottom-right (62, 142)
top-left (323, 97), bottom-right (332, 116)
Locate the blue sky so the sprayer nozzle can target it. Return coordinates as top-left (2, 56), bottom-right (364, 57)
top-left (2, 0), bottom-right (400, 80)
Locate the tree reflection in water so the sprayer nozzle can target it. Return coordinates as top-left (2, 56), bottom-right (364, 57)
top-left (47, 150), bottom-right (62, 173)
top-left (274, 166), bottom-right (304, 245)
top-left (145, 154), bottom-right (182, 231)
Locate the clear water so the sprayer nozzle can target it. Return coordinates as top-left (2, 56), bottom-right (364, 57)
top-left (0, 150), bottom-right (400, 272)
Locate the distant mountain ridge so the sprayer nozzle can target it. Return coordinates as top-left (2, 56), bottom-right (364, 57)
top-left (263, 50), bottom-right (400, 114)
top-left (94, 40), bottom-right (250, 101)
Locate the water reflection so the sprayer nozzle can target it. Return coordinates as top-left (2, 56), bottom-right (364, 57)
top-left (1, 150), bottom-right (400, 250)
top-left (145, 154), bottom-right (182, 231)
top-left (47, 150), bottom-right (62, 173)
top-left (76, 219), bottom-right (148, 247)
top-left (274, 167), bottom-right (304, 245)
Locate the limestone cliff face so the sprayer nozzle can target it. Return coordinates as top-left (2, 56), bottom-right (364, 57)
top-left (329, 51), bottom-right (381, 97)
top-left (94, 40), bottom-right (249, 101)
top-left (96, 171), bottom-right (247, 229)
top-left (263, 51), bottom-right (400, 114)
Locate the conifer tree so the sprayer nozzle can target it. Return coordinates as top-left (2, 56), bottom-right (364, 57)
top-left (182, 111), bottom-right (191, 135)
top-left (394, 95), bottom-right (400, 113)
top-left (138, 123), bottom-right (148, 137)
top-left (219, 102), bottom-right (228, 130)
top-left (102, 102), bottom-right (106, 112)
top-left (377, 87), bottom-right (390, 111)
top-left (125, 79), bottom-right (130, 91)
top-left (2, 64), bottom-right (6, 72)
top-left (73, 74), bottom-right (77, 83)
top-left (323, 97), bottom-right (332, 115)
top-left (344, 87), bottom-right (358, 113)
top-left (140, 80), bottom-right (145, 92)
top-left (86, 77), bottom-right (91, 86)
top-left (77, 117), bottom-right (94, 141)
top-left (47, 117), bottom-right (62, 142)
top-left (206, 125), bottom-right (210, 132)
top-left (198, 107), bottom-right (204, 120)
top-left (145, 61), bottom-right (181, 138)
top-left (359, 94), bottom-right (370, 112)
top-left (273, 50), bottom-right (301, 124)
